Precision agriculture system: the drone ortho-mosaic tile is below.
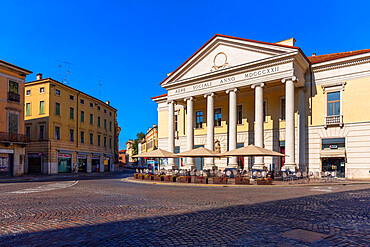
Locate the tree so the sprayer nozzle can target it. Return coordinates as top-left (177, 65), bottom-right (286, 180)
top-left (132, 132), bottom-right (145, 155)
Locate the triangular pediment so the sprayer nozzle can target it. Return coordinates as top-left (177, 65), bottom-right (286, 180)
top-left (161, 34), bottom-right (298, 86)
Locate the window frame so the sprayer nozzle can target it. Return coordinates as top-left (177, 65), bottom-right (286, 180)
top-left (55, 89), bottom-right (61, 96)
top-left (70, 107), bottom-right (74, 120)
top-left (237, 104), bottom-right (243, 125)
top-left (90, 114), bottom-right (93, 125)
top-left (90, 133), bottom-right (93, 145)
top-left (80, 111), bottom-right (85, 122)
top-left (195, 110), bottom-right (204, 129)
top-left (55, 126), bottom-right (60, 140)
top-left (39, 125), bottom-right (45, 140)
top-left (327, 92), bottom-right (341, 116)
top-left (55, 102), bottom-right (61, 116)
top-left (80, 131), bottom-right (85, 144)
top-left (214, 107), bottom-right (222, 127)
top-left (263, 99), bottom-right (268, 123)
top-left (40, 87), bottom-right (45, 93)
top-left (26, 103), bottom-right (31, 116)
top-left (70, 129), bottom-right (74, 142)
top-left (39, 101), bottom-right (45, 115)
top-left (26, 89), bottom-right (31, 96)
top-left (279, 97), bottom-right (286, 121)
top-left (8, 80), bottom-right (20, 94)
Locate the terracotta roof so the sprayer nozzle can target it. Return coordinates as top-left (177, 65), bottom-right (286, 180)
top-left (308, 49), bottom-right (370, 64)
top-left (0, 59), bottom-right (32, 74)
top-left (151, 93), bottom-right (168, 99)
top-left (159, 34), bottom-right (300, 85)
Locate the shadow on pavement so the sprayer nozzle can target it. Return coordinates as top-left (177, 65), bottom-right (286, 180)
top-left (1, 188), bottom-right (369, 246)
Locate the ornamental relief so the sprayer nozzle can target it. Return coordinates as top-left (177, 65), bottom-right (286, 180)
top-left (211, 52), bottom-right (231, 71)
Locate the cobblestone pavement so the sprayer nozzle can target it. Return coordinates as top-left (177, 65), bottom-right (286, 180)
top-left (0, 172), bottom-right (369, 246)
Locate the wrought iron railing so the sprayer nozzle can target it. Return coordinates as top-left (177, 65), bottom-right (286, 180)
top-left (7, 92), bottom-right (20, 102)
top-left (325, 115), bottom-right (343, 127)
top-left (0, 132), bottom-right (28, 143)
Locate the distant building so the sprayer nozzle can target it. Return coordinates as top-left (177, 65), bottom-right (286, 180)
top-left (118, 149), bottom-right (126, 166)
top-left (0, 59), bottom-right (32, 176)
top-left (126, 140), bottom-right (135, 164)
top-left (24, 75), bottom-right (119, 174)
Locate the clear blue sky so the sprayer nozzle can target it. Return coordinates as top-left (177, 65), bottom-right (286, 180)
top-left (1, 0), bottom-right (369, 149)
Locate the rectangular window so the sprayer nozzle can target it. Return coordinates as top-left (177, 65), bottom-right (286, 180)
top-left (55, 103), bottom-right (60, 116)
top-left (98, 117), bottom-right (101, 127)
top-left (90, 133), bottom-right (93, 145)
top-left (70, 129), bottom-right (74, 142)
top-left (8, 113), bottom-right (18, 134)
top-left (70, 95), bottom-right (74, 100)
top-left (327, 92), bottom-right (340, 116)
top-left (39, 125), bottom-right (44, 140)
top-left (109, 137), bottom-right (112, 149)
top-left (98, 135), bottom-right (101, 146)
top-left (80, 111), bottom-right (85, 122)
top-left (90, 114), bottom-right (93, 124)
top-left (196, 111), bottom-right (203, 128)
top-left (237, 105), bottom-right (243, 125)
top-left (109, 112), bottom-right (112, 116)
top-left (80, 131), bottom-right (84, 143)
top-left (263, 100), bottom-right (267, 122)
top-left (280, 98), bottom-right (286, 120)
top-left (26, 103), bottom-right (31, 116)
top-left (40, 87), bottom-right (45, 93)
top-left (90, 102), bottom-right (93, 107)
top-left (8, 81), bottom-right (19, 94)
top-left (322, 138), bottom-right (345, 150)
top-left (70, 107), bottom-right (74, 119)
top-left (104, 136), bottom-right (106, 147)
top-left (26, 89), bottom-right (31, 95)
top-left (215, 108), bottom-right (222, 127)
top-left (55, 89), bottom-right (60, 95)
top-left (80, 99), bottom-right (84, 104)
top-left (39, 101), bottom-right (44, 114)
top-left (104, 119), bottom-right (107, 129)
top-left (97, 106), bottom-right (100, 111)
top-left (174, 113), bottom-right (178, 132)
top-left (104, 109), bottom-right (107, 114)
top-left (109, 121), bottom-right (112, 131)
top-left (26, 126), bottom-right (31, 140)
top-left (55, 126), bottom-right (60, 140)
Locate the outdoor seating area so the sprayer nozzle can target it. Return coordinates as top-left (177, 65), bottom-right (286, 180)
top-left (280, 171), bottom-right (340, 184)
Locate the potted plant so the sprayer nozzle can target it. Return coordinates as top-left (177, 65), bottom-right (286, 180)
top-left (257, 178), bottom-right (273, 185)
top-left (137, 174), bottom-right (145, 180)
top-left (145, 174), bottom-right (154, 180)
top-left (212, 177), bottom-right (228, 184)
top-left (134, 173), bottom-right (139, 179)
top-left (154, 175), bottom-right (163, 181)
top-left (235, 177), bottom-right (250, 185)
top-left (177, 176), bottom-right (192, 183)
top-left (163, 175), bottom-right (176, 182)
top-left (194, 176), bottom-right (208, 184)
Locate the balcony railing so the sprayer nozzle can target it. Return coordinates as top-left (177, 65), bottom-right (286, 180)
top-left (7, 92), bottom-right (20, 103)
top-left (325, 115), bottom-right (343, 127)
top-left (0, 132), bottom-right (28, 144)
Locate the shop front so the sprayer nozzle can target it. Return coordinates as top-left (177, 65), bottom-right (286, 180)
top-left (57, 153), bottom-right (72, 173)
top-left (91, 155), bottom-right (101, 172)
top-left (321, 138), bottom-right (346, 178)
top-left (77, 153), bottom-right (88, 172)
top-left (27, 153), bottom-right (42, 174)
top-left (0, 151), bottom-right (13, 176)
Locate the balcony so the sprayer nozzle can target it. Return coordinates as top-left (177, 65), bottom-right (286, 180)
top-left (325, 115), bottom-right (343, 128)
top-left (7, 92), bottom-right (20, 103)
top-left (0, 132), bottom-right (29, 145)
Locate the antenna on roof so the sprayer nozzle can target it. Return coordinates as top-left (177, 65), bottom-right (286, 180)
top-left (56, 60), bottom-right (73, 85)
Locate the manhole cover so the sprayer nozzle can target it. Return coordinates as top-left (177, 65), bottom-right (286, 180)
top-left (280, 229), bottom-right (330, 243)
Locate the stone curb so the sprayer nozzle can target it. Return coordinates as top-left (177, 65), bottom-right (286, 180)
top-left (122, 177), bottom-right (370, 188)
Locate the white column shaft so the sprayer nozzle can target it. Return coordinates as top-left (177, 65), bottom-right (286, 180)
top-left (168, 101), bottom-right (176, 168)
top-left (254, 85), bottom-right (264, 168)
top-left (205, 94), bottom-right (215, 168)
top-left (186, 98), bottom-right (194, 167)
top-left (285, 79), bottom-right (296, 167)
top-left (297, 89), bottom-right (305, 171)
top-left (228, 89), bottom-right (237, 167)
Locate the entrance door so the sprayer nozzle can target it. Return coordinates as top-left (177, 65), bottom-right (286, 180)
top-left (28, 157), bottom-right (42, 173)
top-left (0, 154), bottom-right (11, 176)
top-left (322, 158), bottom-right (345, 178)
top-left (91, 159), bottom-right (100, 172)
top-left (104, 158), bottom-right (110, 172)
top-left (78, 159), bottom-right (87, 172)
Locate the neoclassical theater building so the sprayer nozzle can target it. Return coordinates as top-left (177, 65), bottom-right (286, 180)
top-left (152, 34), bottom-right (370, 179)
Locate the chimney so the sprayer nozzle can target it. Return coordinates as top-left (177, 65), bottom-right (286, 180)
top-left (105, 101), bottom-right (110, 105)
top-left (312, 53), bottom-right (316, 57)
top-left (36, 73), bottom-right (43, 80)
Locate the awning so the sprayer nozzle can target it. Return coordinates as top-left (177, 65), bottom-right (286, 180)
top-left (320, 149), bottom-right (346, 158)
top-left (77, 151), bottom-right (89, 155)
top-left (57, 149), bottom-right (74, 154)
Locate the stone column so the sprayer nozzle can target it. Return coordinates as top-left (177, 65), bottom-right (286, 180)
top-left (185, 97), bottom-right (195, 169)
top-left (297, 88), bottom-right (306, 171)
top-left (282, 77), bottom-right (297, 171)
top-left (251, 83), bottom-right (265, 170)
top-left (226, 88), bottom-right (238, 168)
top-left (167, 100), bottom-right (176, 169)
top-left (204, 93), bottom-right (217, 170)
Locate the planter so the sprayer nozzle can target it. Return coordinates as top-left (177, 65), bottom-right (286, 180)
top-left (135, 174), bottom-right (145, 180)
top-left (177, 176), bottom-right (192, 183)
top-left (194, 177), bottom-right (208, 184)
top-left (212, 177), bottom-right (228, 184)
top-left (134, 173), bottom-right (139, 179)
top-left (235, 177), bottom-right (250, 185)
top-left (257, 178), bottom-right (273, 185)
top-left (154, 175), bottom-right (163, 181)
top-left (145, 174), bottom-right (154, 180)
top-left (163, 176), bottom-right (176, 182)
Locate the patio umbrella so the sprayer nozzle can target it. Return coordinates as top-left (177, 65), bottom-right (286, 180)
top-left (175, 147), bottom-right (222, 157)
top-left (133, 148), bottom-right (177, 171)
top-left (222, 144), bottom-right (285, 157)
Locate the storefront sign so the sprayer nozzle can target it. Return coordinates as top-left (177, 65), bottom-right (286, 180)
top-left (171, 66), bottom-right (280, 95)
top-left (58, 154), bottom-right (71, 158)
top-left (77, 155), bottom-right (87, 159)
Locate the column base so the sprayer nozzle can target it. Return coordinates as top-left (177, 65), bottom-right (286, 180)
top-left (252, 163), bottom-right (265, 171)
top-left (283, 163), bottom-right (297, 172)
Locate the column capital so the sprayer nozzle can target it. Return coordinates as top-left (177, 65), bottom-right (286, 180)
top-left (226, 88), bottom-right (238, 94)
top-left (167, 100), bottom-right (176, 104)
top-left (204, 92), bottom-right (216, 98)
top-left (184, 97), bottom-right (194, 102)
top-left (281, 76), bottom-right (297, 83)
top-left (251, 83), bottom-right (265, 89)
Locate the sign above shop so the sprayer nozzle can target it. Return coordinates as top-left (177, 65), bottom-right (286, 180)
top-left (58, 154), bottom-right (71, 158)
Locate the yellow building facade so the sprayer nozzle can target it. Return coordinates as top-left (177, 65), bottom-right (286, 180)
top-left (24, 75), bottom-right (118, 174)
top-left (0, 59), bottom-right (32, 176)
top-left (153, 34), bottom-right (370, 179)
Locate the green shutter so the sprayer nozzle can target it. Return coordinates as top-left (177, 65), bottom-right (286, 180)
top-left (26, 103), bottom-right (31, 116)
top-left (40, 101), bottom-right (44, 114)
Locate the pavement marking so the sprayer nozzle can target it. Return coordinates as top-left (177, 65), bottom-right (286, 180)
top-left (7, 181), bottom-right (78, 194)
top-left (310, 186), bottom-right (333, 192)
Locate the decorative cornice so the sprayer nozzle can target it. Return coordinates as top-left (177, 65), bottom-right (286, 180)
top-left (312, 57), bottom-right (370, 73)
